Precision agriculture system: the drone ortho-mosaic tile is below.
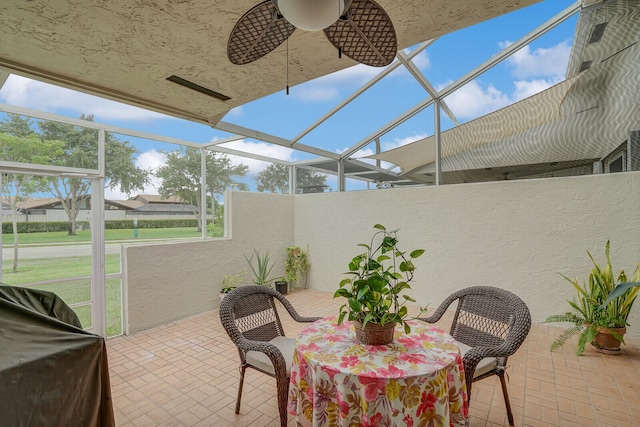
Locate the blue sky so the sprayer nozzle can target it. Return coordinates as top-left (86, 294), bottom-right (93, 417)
top-left (0, 0), bottom-right (578, 196)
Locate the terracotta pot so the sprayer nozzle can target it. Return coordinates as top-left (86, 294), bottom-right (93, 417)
top-left (353, 321), bottom-right (396, 346)
top-left (591, 326), bottom-right (626, 355)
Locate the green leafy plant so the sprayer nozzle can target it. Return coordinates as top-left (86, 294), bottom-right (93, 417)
top-left (334, 224), bottom-right (426, 334)
top-left (546, 241), bottom-right (640, 355)
top-left (220, 269), bottom-right (246, 294)
top-left (244, 249), bottom-right (276, 287)
top-left (285, 246), bottom-right (310, 288)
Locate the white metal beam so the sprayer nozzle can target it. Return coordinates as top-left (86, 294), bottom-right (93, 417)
top-left (340, 97), bottom-right (434, 160)
top-left (90, 128), bottom-right (106, 337)
top-left (0, 161), bottom-right (99, 177)
top-left (290, 40), bottom-right (435, 145)
top-left (396, 51), bottom-right (459, 126)
top-left (214, 121), bottom-right (340, 160)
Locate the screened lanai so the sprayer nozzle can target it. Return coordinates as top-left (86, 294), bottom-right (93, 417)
top-left (2, 1), bottom-right (640, 426)
top-left (1, 0), bottom-right (639, 342)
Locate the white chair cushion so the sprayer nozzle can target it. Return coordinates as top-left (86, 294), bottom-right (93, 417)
top-left (246, 336), bottom-right (295, 376)
top-left (456, 341), bottom-right (498, 378)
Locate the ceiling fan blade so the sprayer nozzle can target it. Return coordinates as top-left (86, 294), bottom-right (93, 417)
top-left (323, 0), bottom-right (397, 67)
top-left (228, 0), bottom-right (295, 65)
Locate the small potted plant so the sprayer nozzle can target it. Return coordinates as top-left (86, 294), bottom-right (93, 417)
top-left (546, 241), bottom-right (640, 355)
top-left (219, 269), bottom-right (246, 301)
top-left (244, 249), bottom-right (276, 287)
top-left (285, 246), bottom-right (310, 289)
top-left (334, 224), bottom-right (426, 345)
top-left (274, 277), bottom-right (289, 295)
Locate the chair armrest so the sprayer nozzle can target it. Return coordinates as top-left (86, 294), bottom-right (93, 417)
top-left (463, 342), bottom-right (513, 362)
top-left (273, 291), bottom-right (321, 324)
top-left (293, 315), bottom-right (322, 323)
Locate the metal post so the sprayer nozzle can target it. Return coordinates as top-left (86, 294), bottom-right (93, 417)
top-left (290, 165), bottom-right (296, 194)
top-left (338, 159), bottom-right (345, 192)
top-left (91, 128), bottom-right (106, 337)
top-left (434, 100), bottom-right (442, 186)
top-left (200, 149), bottom-right (208, 238)
top-left (0, 172), bottom-right (3, 283)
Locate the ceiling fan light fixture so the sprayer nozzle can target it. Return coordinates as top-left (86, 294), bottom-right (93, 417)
top-left (276, 0), bottom-right (345, 31)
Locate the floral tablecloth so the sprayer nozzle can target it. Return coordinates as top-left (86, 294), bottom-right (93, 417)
top-left (288, 317), bottom-right (468, 427)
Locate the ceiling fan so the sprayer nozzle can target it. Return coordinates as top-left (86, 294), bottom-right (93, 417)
top-left (227, 0), bottom-right (397, 67)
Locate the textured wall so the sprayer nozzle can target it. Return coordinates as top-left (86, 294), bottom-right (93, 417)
top-left (123, 172), bottom-right (640, 337)
top-left (123, 191), bottom-right (294, 334)
top-left (294, 172), bottom-right (640, 338)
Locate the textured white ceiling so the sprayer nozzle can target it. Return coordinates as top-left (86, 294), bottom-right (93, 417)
top-left (0, 0), bottom-right (539, 125)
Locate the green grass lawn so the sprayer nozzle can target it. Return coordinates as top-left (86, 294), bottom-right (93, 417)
top-left (1, 226), bottom-right (223, 337)
top-left (2, 254), bottom-right (122, 336)
top-left (2, 227), bottom-right (204, 245)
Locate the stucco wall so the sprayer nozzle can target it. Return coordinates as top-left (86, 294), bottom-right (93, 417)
top-left (123, 191), bottom-right (294, 334)
top-left (123, 172), bottom-right (640, 338)
top-left (293, 172), bottom-right (640, 338)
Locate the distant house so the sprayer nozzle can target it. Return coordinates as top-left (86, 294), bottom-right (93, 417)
top-left (1, 194), bottom-right (197, 222)
top-left (106, 195), bottom-right (197, 217)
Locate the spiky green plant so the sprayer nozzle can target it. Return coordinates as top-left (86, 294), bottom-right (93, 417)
top-left (546, 241), bottom-right (640, 355)
top-left (244, 249), bottom-right (276, 287)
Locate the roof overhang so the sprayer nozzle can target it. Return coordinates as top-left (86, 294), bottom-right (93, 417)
top-left (0, 0), bottom-right (539, 126)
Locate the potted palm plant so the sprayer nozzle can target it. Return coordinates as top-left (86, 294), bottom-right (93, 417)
top-left (334, 224), bottom-right (426, 345)
top-left (546, 241), bottom-right (640, 355)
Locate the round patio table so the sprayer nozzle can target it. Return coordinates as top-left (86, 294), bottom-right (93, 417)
top-left (287, 317), bottom-right (469, 427)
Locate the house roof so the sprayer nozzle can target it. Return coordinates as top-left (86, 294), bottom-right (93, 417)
top-left (2, 197), bottom-right (69, 210)
top-left (106, 200), bottom-right (146, 210)
top-left (134, 195), bottom-right (188, 205)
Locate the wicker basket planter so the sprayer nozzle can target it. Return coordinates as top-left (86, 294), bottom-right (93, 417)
top-left (353, 321), bottom-right (396, 346)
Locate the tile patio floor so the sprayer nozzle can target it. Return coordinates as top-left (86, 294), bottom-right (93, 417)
top-left (107, 289), bottom-right (640, 427)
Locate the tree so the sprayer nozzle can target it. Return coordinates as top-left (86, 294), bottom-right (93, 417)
top-left (156, 147), bottom-right (249, 231)
top-left (0, 115), bottom-right (65, 272)
top-left (38, 114), bottom-right (149, 235)
top-left (256, 163), bottom-right (327, 193)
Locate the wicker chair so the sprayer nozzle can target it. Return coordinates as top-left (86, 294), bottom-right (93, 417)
top-left (219, 285), bottom-right (321, 427)
top-left (418, 286), bottom-right (531, 426)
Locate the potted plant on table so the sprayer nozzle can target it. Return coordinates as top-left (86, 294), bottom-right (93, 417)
top-left (334, 224), bottom-right (426, 345)
top-left (244, 249), bottom-right (276, 288)
top-left (546, 241), bottom-right (640, 355)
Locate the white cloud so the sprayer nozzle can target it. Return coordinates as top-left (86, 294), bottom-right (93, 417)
top-left (1, 75), bottom-right (170, 122)
top-left (444, 80), bottom-right (511, 120)
top-left (411, 51), bottom-right (431, 72)
top-left (504, 40), bottom-right (571, 79)
top-left (513, 78), bottom-right (562, 101)
top-left (440, 40), bottom-right (571, 120)
top-left (105, 149), bottom-right (166, 200)
top-left (221, 139), bottom-right (297, 177)
top-left (381, 133), bottom-right (428, 151)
